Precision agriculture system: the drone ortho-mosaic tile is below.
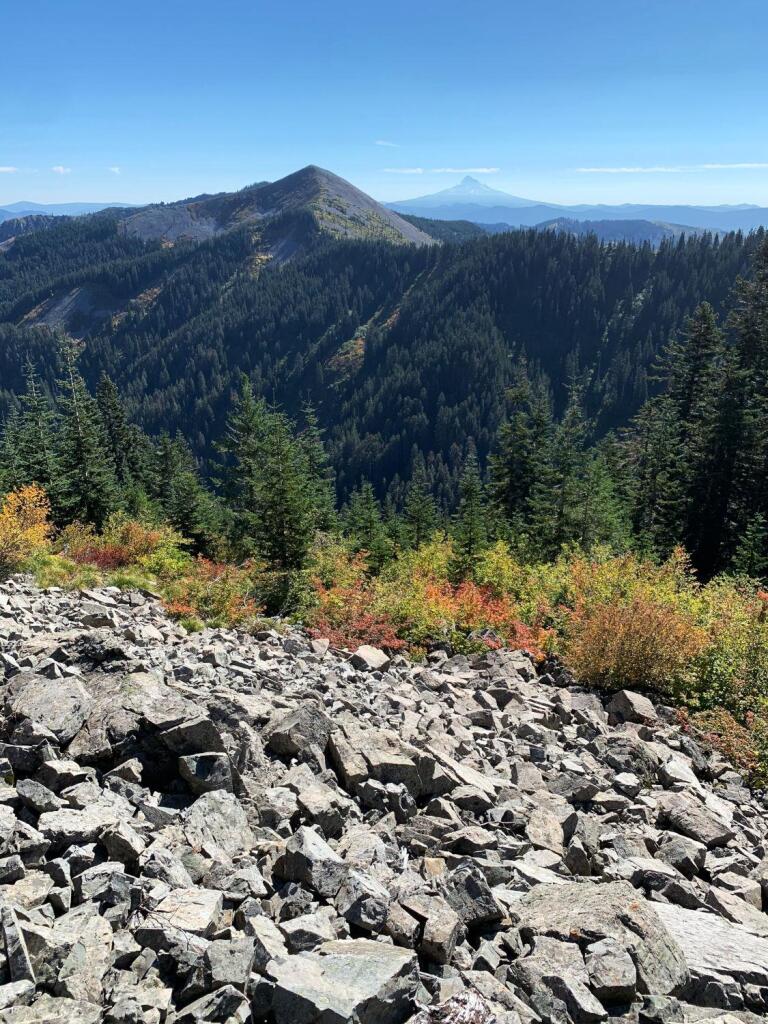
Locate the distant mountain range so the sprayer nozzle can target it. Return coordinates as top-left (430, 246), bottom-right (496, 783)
top-left (5, 173), bottom-right (768, 245)
top-left (388, 176), bottom-right (768, 233)
top-left (0, 201), bottom-right (134, 223)
top-left (532, 217), bottom-right (713, 245)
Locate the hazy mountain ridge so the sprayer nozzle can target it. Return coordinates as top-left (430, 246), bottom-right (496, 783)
top-left (535, 217), bottom-right (711, 245)
top-left (389, 176), bottom-right (768, 232)
top-left (0, 201), bottom-right (134, 224)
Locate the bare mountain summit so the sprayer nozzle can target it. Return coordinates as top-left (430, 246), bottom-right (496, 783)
top-left (121, 165), bottom-right (433, 249)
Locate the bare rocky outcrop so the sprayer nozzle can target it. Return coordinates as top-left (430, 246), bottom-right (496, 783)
top-left (0, 576), bottom-right (766, 1023)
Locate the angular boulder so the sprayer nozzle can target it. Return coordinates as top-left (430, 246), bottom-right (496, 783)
top-left (513, 881), bottom-right (689, 996)
top-left (269, 938), bottom-right (418, 1024)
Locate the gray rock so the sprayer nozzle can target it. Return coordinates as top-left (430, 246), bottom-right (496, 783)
top-left (248, 914), bottom-right (289, 971)
top-left (334, 869), bottom-right (391, 933)
top-left (656, 792), bottom-right (735, 849)
top-left (606, 690), bottom-right (658, 725)
top-left (166, 985), bottom-right (250, 1022)
top-left (0, 902), bottom-right (35, 983)
top-left (281, 909), bottom-right (338, 952)
top-left (268, 938), bottom-right (418, 1024)
top-left (514, 881), bottom-right (689, 995)
top-left (0, 994), bottom-right (102, 1023)
top-left (274, 826), bottom-right (348, 898)
top-left (350, 645), bottom-right (392, 672)
top-left (203, 937), bottom-right (255, 990)
top-left (181, 790), bottom-right (254, 860)
top-left (264, 704), bottom-right (332, 759)
top-left (585, 937), bottom-right (638, 1003)
top-left (144, 886), bottom-right (223, 938)
top-left (178, 752), bottom-right (234, 794)
top-left (8, 674), bottom-right (93, 744)
top-left (400, 892), bottom-right (461, 965)
top-left (654, 902), bottom-right (768, 1009)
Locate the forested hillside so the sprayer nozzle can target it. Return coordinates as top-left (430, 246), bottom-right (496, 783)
top-left (0, 186), bottom-right (762, 505)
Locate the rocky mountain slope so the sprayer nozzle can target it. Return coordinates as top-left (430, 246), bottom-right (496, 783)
top-left (0, 578), bottom-right (766, 1023)
top-left (118, 166), bottom-right (432, 247)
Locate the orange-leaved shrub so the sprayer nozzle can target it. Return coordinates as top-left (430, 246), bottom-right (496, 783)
top-left (305, 535), bottom-right (549, 657)
top-left (61, 514), bottom-right (177, 568)
top-left (0, 485), bottom-right (53, 576)
top-left (162, 557), bottom-right (264, 630)
top-left (564, 594), bottom-right (707, 694)
top-left (307, 546), bottom-right (405, 651)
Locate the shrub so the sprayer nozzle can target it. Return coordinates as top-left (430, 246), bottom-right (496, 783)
top-left (71, 544), bottom-right (133, 570)
top-left (679, 707), bottom-right (768, 786)
top-left (304, 536), bottom-right (549, 657)
top-left (63, 513), bottom-right (186, 571)
top-left (0, 485), bottom-right (52, 576)
top-left (24, 550), bottom-right (101, 590)
top-left (307, 548), bottom-right (404, 651)
top-left (564, 594), bottom-right (707, 694)
top-left (161, 557), bottom-right (264, 629)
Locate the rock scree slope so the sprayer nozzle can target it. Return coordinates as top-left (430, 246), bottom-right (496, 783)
top-left (0, 577), bottom-right (766, 1023)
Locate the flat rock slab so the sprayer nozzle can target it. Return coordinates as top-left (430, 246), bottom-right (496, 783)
top-left (269, 937), bottom-right (418, 1024)
top-left (0, 994), bottom-right (101, 1023)
top-left (152, 887), bottom-right (223, 937)
top-left (36, 804), bottom-right (121, 848)
top-left (513, 880), bottom-right (689, 996)
top-left (654, 902), bottom-right (768, 1001)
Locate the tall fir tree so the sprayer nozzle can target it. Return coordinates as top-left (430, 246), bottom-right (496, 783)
top-left (219, 377), bottom-right (315, 574)
top-left (403, 456), bottom-right (439, 548)
top-left (12, 362), bottom-right (59, 494)
top-left (489, 363), bottom-right (554, 538)
top-left (345, 480), bottom-right (390, 570)
top-left (526, 381), bottom-right (588, 558)
top-left (451, 444), bottom-right (489, 576)
top-left (96, 373), bottom-right (132, 484)
top-left (723, 240), bottom-right (768, 565)
top-left (56, 344), bottom-right (120, 528)
top-left (299, 402), bottom-right (337, 532)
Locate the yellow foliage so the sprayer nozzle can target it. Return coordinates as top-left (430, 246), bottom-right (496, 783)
top-left (0, 485), bottom-right (52, 576)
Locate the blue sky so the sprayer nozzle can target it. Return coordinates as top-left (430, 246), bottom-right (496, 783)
top-left (2, 0), bottom-right (768, 207)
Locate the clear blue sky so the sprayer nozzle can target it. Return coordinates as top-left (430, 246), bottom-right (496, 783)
top-left (3, 0), bottom-right (768, 207)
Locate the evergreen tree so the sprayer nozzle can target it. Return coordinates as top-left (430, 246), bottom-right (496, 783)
top-left (0, 411), bottom-right (23, 493)
top-left (489, 364), bottom-right (554, 536)
top-left (345, 480), bottom-right (390, 570)
top-left (253, 410), bottom-right (315, 572)
top-left (299, 402), bottom-right (336, 532)
top-left (526, 382), bottom-right (588, 557)
top-left (403, 457), bottom-right (438, 548)
top-left (219, 377), bottom-right (315, 574)
top-left (11, 362), bottom-right (59, 493)
top-left (96, 373), bottom-right (132, 484)
top-left (216, 375), bottom-right (269, 538)
top-left (451, 445), bottom-right (488, 576)
top-left (724, 241), bottom-right (768, 563)
top-left (165, 467), bottom-right (222, 553)
top-left (731, 513), bottom-right (768, 579)
top-left (572, 447), bottom-right (631, 553)
top-left (55, 344), bottom-right (120, 527)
